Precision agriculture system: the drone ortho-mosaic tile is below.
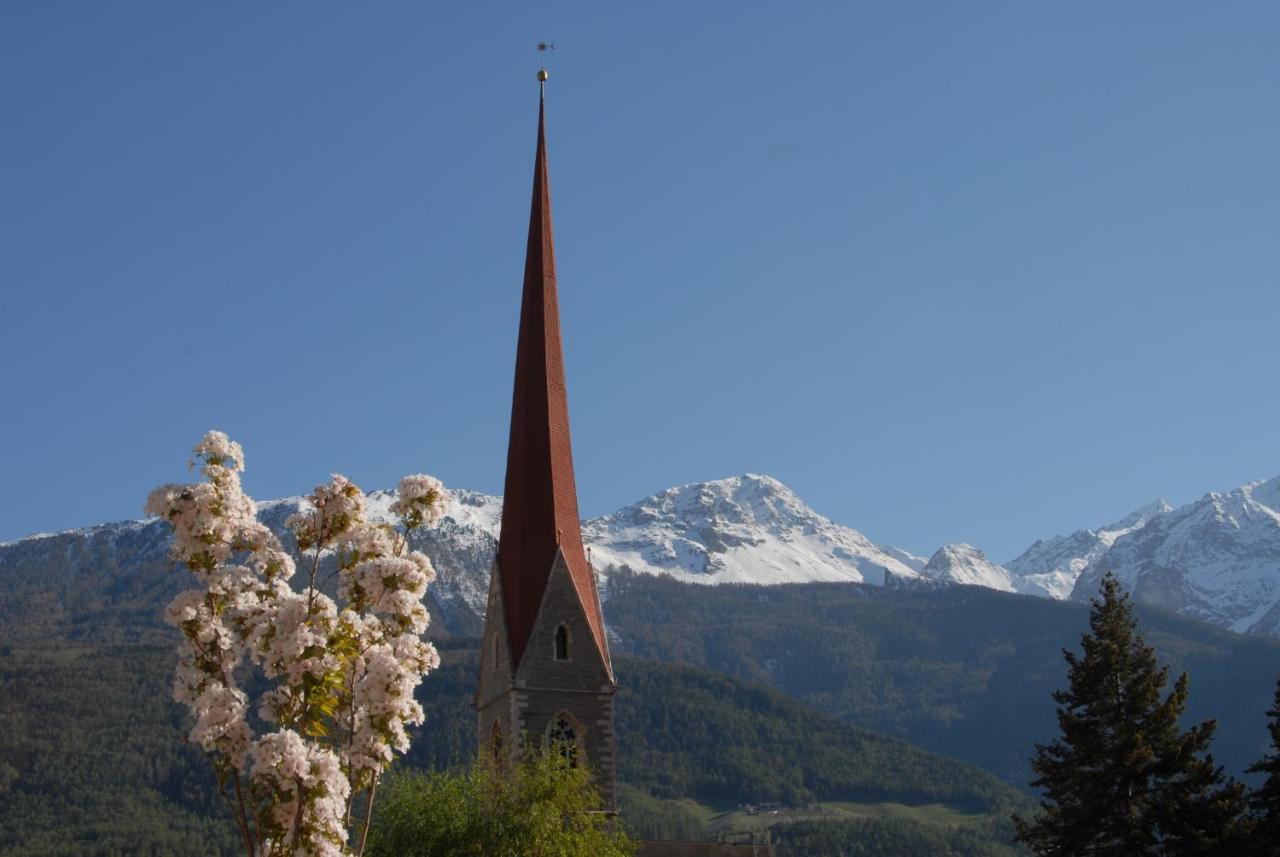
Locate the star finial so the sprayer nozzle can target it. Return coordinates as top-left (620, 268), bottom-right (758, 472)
top-left (537, 41), bottom-right (554, 90)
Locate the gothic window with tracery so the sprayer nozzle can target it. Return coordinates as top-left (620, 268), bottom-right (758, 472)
top-left (554, 624), bottom-right (569, 661)
top-left (547, 713), bottom-right (580, 767)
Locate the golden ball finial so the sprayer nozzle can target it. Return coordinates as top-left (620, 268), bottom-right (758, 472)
top-left (537, 68), bottom-right (549, 82)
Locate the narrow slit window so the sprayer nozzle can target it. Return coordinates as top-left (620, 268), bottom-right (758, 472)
top-left (555, 625), bottom-right (569, 661)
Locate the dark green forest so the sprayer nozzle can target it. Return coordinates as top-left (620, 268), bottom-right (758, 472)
top-left (772, 817), bottom-right (1024, 857)
top-left (0, 641), bottom-right (1030, 855)
top-left (0, 644), bottom-right (236, 856)
top-left (603, 574), bottom-right (1280, 784)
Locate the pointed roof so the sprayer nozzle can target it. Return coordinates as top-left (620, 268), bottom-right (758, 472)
top-left (497, 87), bottom-right (608, 669)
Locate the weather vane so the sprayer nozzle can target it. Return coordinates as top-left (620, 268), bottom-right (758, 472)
top-left (537, 41), bottom-right (554, 85)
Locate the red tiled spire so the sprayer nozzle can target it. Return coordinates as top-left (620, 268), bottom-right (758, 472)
top-left (497, 87), bottom-right (608, 668)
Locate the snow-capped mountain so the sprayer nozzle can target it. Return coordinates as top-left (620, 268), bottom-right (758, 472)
top-left (375, 474), bottom-right (928, 605)
top-left (0, 475), bottom-right (924, 641)
top-left (583, 474), bottom-right (923, 586)
top-left (3, 471), bottom-right (1278, 641)
top-left (920, 544), bottom-right (1018, 593)
top-left (917, 543), bottom-right (1070, 598)
top-left (1005, 499), bottom-right (1174, 600)
top-left (1073, 476), bottom-right (1280, 636)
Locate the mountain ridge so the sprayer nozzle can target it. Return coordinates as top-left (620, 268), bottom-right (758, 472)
top-left (1074, 475), bottom-right (1280, 635)
top-left (2, 471), bottom-right (1277, 639)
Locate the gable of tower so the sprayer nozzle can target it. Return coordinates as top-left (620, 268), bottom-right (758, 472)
top-left (514, 549), bottom-right (613, 690)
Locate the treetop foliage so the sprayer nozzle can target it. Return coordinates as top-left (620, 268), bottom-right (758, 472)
top-left (365, 752), bottom-right (635, 857)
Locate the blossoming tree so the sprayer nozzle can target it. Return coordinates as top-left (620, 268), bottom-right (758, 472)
top-left (146, 431), bottom-right (448, 856)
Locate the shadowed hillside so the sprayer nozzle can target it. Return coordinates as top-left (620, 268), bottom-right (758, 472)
top-left (604, 573), bottom-right (1280, 785)
top-left (0, 642), bottom-right (1029, 855)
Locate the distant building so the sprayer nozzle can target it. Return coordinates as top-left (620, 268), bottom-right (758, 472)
top-left (474, 78), bottom-right (618, 810)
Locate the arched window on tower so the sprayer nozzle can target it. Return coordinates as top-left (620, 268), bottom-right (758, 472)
top-left (546, 712), bottom-right (580, 768)
top-left (554, 624), bottom-right (569, 661)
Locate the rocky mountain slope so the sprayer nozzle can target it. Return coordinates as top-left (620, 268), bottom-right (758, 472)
top-left (1073, 476), bottom-right (1280, 635)
top-left (582, 474), bottom-right (924, 586)
top-left (913, 499), bottom-right (1176, 601)
top-left (1004, 499), bottom-right (1173, 599)
top-left (919, 544), bottom-right (1025, 594)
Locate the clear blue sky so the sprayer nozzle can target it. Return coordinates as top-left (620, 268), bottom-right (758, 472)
top-left (2, 2), bottom-right (1277, 560)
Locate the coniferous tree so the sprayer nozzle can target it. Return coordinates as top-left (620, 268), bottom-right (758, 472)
top-left (1014, 573), bottom-right (1245, 856)
top-left (1245, 677), bottom-right (1280, 857)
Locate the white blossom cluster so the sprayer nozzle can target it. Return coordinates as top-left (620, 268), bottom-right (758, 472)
top-left (252, 731), bottom-right (350, 856)
top-left (389, 474), bottom-right (446, 530)
top-left (146, 432), bottom-right (449, 856)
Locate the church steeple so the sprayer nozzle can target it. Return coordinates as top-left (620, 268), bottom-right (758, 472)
top-left (496, 82), bottom-right (609, 671)
top-left (477, 73), bottom-right (618, 811)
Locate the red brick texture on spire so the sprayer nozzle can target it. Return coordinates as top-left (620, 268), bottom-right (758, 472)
top-left (496, 93), bottom-right (608, 669)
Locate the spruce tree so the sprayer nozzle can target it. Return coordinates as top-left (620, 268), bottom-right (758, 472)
top-left (1014, 573), bottom-right (1245, 856)
top-left (1245, 677), bottom-right (1280, 857)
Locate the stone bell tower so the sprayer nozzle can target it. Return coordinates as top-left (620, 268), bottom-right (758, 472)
top-left (475, 71), bottom-right (617, 810)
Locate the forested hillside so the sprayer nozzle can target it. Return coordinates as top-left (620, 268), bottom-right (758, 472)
top-left (5, 556), bottom-right (1277, 789)
top-left (0, 641), bottom-right (1029, 855)
top-left (0, 644), bottom-right (237, 856)
top-left (604, 574), bottom-right (1280, 784)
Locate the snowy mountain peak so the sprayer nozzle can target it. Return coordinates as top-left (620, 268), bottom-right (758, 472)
top-left (602, 474), bottom-right (815, 532)
top-left (1218, 476), bottom-right (1280, 525)
top-left (1104, 499), bottom-right (1175, 534)
top-left (1003, 497), bottom-right (1177, 600)
top-left (1073, 474), bottom-right (1280, 635)
top-left (922, 544), bottom-right (1017, 593)
top-left (583, 474), bottom-right (922, 586)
